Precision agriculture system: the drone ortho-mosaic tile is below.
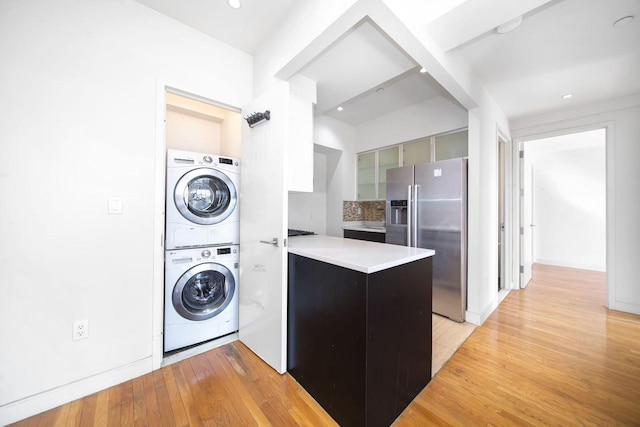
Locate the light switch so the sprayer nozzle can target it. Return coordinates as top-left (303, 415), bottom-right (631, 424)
top-left (434, 168), bottom-right (442, 177)
top-left (108, 197), bottom-right (123, 214)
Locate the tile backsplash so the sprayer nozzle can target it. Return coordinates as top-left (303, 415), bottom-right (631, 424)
top-left (343, 200), bottom-right (386, 222)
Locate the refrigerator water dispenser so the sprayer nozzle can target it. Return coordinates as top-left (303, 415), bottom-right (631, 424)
top-left (389, 200), bottom-right (408, 225)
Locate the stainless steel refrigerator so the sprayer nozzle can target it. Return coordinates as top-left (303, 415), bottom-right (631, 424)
top-left (386, 158), bottom-right (467, 322)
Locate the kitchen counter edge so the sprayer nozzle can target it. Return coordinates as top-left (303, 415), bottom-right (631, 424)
top-left (342, 224), bottom-right (386, 233)
top-left (287, 234), bottom-right (434, 274)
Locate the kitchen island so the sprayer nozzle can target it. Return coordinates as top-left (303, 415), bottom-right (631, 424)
top-left (287, 235), bottom-right (435, 427)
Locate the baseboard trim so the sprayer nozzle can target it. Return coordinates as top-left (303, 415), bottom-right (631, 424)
top-left (465, 289), bottom-right (510, 326)
top-left (162, 333), bottom-right (238, 367)
top-left (0, 357), bottom-right (153, 425)
top-left (611, 301), bottom-right (640, 316)
top-left (534, 258), bottom-right (606, 272)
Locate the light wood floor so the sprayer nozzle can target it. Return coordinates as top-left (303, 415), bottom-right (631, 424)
top-left (432, 314), bottom-right (476, 376)
top-left (12, 264), bottom-right (640, 426)
top-left (396, 264), bottom-right (640, 426)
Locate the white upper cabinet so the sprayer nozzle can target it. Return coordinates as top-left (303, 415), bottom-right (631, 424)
top-left (287, 75), bottom-right (317, 193)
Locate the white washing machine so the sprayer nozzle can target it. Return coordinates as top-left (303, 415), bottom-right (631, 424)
top-left (164, 245), bottom-right (239, 352)
top-left (165, 149), bottom-right (240, 249)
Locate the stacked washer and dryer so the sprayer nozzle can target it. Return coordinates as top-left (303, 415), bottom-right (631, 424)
top-left (164, 149), bottom-right (240, 352)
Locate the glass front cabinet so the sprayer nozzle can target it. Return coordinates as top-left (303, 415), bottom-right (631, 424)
top-left (356, 129), bottom-right (468, 201)
top-left (357, 151), bottom-right (376, 200)
top-left (357, 146), bottom-right (401, 201)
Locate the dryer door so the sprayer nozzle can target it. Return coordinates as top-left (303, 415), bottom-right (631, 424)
top-left (174, 168), bottom-right (237, 225)
top-left (172, 262), bottom-right (236, 321)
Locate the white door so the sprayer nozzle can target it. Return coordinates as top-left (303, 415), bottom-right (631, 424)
top-left (520, 147), bottom-right (533, 288)
top-left (239, 83), bottom-right (289, 374)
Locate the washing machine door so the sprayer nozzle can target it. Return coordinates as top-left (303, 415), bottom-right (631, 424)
top-left (172, 262), bottom-right (236, 321)
top-left (174, 168), bottom-right (237, 225)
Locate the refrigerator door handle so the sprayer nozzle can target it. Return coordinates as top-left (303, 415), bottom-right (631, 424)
top-left (413, 184), bottom-right (419, 247)
top-left (407, 185), bottom-right (412, 247)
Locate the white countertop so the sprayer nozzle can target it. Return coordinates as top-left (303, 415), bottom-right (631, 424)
top-left (288, 235), bottom-right (434, 274)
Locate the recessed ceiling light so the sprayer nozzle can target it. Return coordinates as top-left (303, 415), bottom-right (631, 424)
top-left (337, 106), bottom-right (343, 111)
top-left (228, 0), bottom-right (241, 9)
top-left (496, 16), bottom-right (523, 34)
top-left (613, 15), bottom-right (634, 27)
top-left (376, 88), bottom-right (385, 93)
top-left (419, 67), bottom-right (427, 73)
top-left (562, 93), bottom-right (573, 99)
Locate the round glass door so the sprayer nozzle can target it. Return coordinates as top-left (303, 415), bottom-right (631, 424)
top-left (174, 168), bottom-right (237, 225)
top-left (172, 263), bottom-right (235, 321)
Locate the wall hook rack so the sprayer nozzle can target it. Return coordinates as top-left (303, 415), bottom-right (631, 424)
top-left (245, 110), bottom-right (270, 128)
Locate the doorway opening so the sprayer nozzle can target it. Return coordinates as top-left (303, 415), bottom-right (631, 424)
top-left (519, 127), bottom-right (607, 288)
top-left (152, 84), bottom-right (243, 370)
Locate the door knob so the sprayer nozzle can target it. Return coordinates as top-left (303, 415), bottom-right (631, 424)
top-left (260, 238), bottom-right (279, 246)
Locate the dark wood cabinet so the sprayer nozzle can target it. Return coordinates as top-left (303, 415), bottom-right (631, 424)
top-left (344, 229), bottom-right (386, 243)
top-left (287, 253), bottom-right (432, 427)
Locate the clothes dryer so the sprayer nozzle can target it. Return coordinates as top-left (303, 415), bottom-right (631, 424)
top-left (164, 245), bottom-right (239, 352)
top-left (165, 149), bottom-right (239, 249)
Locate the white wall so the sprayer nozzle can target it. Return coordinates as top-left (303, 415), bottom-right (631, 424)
top-left (0, 0), bottom-right (251, 423)
top-left (512, 94), bottom-right (640, 315)
top-left (166, 110), bottom-right (223, 153)
top-left (165, 93), bottom-right (243, 158)
top-left (356, 95), bottom-right (468, 152)
top-left (166, 109), bottom-right (243, 158)
top-left (464, 94), bottom-right (511, 324)
top-left (314, 116), bottom-right (357, 237)
top-left (288, 153), bottom-right (328, 234)
top-left (220, 112), bottom-right (243, 159)
top-left (528, 131), bottom-right (606, 271)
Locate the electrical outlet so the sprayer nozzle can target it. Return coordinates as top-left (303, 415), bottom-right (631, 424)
top-left (73, 319), bottom-right (89, 341)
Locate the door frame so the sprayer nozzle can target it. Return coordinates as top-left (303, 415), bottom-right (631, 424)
top-left (519, 151), bottom-right (534, 288)
top-left (496, 132), bottom-right (507, 290)
top-left (152, 78), bottom-right (243, 370)
top-left (496, 128), bottom-right (517, 291)
top-left (512, 122), bottom-right (613, 303)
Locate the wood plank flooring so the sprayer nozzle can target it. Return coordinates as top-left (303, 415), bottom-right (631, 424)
top-left (431, 314), bottom-right (476, 376)
top-left (395, 264), bottom-right (640, 426)
top-left (12, 264), bottom-right (640, 426)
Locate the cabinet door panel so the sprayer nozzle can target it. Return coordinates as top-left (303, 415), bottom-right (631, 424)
top-left (435, 130), bottom-right (468, 161)
top-left (357, 152), bottom-right (376, 200)
top-left (287, 254), bottom-right (367, 427)
top-left (378, 146), bottom-right (399, 200)
top-left (402, 138), bottom-right (430, 167)
top-left (367, 258), bottom-right (432, 427)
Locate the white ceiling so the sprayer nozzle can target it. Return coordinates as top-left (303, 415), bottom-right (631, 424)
top-left (296, 19), bottom-right (451, 125)
top-left (133, 0), bottom-right (298, 54)
top-left (133, 0), bottom-right (640, 124)
top-left (453, 0), bottom-right (640, 120)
